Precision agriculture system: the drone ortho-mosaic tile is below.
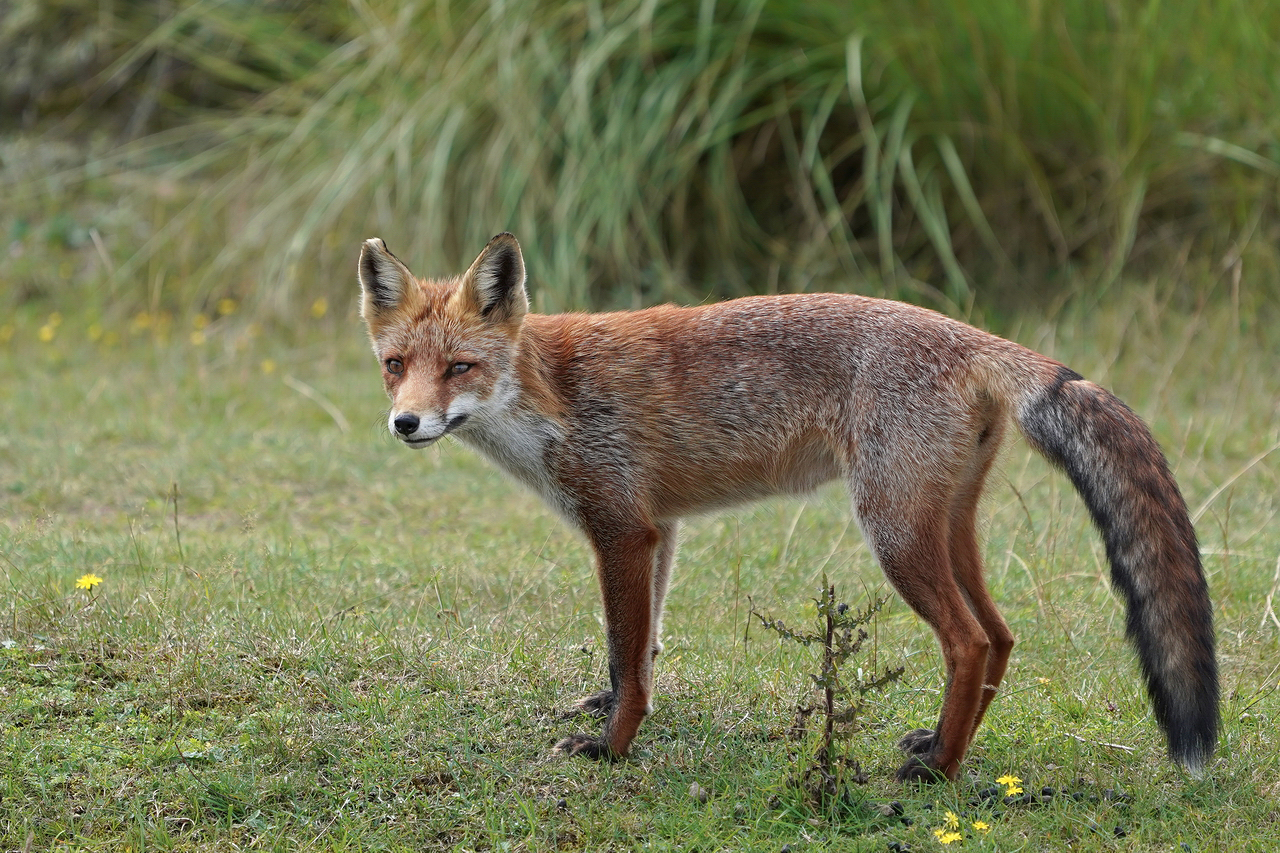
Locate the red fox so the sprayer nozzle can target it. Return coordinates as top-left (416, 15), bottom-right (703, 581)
top-left (357, 232), bottom-right (1217, 781)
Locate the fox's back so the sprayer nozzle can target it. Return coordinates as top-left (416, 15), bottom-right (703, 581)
top-left (513, 294), bottom-right (1026, 518)
top-left (526, 293), bottom-right (991, 407)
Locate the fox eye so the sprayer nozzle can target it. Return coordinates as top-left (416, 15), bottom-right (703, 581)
top-left (385, 358), bottom-right (404, 375)
top-left (448, 362), bottom-right (473, 376)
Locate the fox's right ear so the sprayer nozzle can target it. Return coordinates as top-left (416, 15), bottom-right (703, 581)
top-left (459, 233), bottom-right (528, 324)
top-left (358, 238), bottom-right (419, 321)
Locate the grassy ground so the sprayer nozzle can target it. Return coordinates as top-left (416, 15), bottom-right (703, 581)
top-left (1, 288), bottom-right (1277, 851)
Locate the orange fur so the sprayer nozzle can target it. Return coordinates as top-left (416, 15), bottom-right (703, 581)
top-left (357, 234), bottom-right (1217, 780)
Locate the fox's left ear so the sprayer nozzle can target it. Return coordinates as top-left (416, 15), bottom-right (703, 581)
top-left (460, 232), bottom-right (528, 324)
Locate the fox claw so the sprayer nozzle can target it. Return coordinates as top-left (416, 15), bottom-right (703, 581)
top-left (553, 733), bottom-right (617, 761)
top-left (897, 728), bottom-right (936, 755)
top-left (570, 690), bottom-right (617, 718)
top-left (895, 755), bottom-right (949, 783)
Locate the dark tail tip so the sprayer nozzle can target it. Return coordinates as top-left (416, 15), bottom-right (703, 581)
top-left (1149, 620), bottom-right (1219, 776)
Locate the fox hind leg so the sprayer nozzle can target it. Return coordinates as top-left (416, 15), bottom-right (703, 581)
top-left (897, 418), bottom-right (1013, 760)
top-left (856, 498), bottom-right (991, 782)
top-left (948, 435), bottom-right (1014, 742)
top-left (892, 498), bottom-right (1013, 764)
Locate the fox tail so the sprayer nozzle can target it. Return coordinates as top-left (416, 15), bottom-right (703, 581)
top-left (1010, 364), bottom-right (1218, 774)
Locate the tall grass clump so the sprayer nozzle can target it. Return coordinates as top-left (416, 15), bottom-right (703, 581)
top-left (3, 0), bottom-right (1278, 318)
top-left (0, 0), bottom-right (343, 134)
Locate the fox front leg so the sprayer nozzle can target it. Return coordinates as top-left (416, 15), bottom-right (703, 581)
top-left (563, 520), bottom-right (678, 724)
top-left (555, 522), bottom-right (659, 759)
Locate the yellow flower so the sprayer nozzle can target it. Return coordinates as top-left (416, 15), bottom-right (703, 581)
top-left (943, 811), bottom-right (960, 831)
top-left (192, 313), bottom-right (210, 330)
top-left (972, 820), bottom-right (990, 834)
top-left (75, 573), bottom-right (103, 591)
top-left (260, 358), bottom-right (277, 375)
top-left (997, 774), bottom-right (1023, 796)
top-left (190, 330), bottom-right (207, 346)
top-left (933, 828), bottom-right (963, 845)
top-left (310, 297), bottom-right (328, 319)
top-left (217, 298), bottom-right (237, 316)
top-left (38, 324), bottom-right (56, 342)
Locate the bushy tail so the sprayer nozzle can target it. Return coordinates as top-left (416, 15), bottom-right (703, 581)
top-left (1014, 366), bottom-right (1218, 773)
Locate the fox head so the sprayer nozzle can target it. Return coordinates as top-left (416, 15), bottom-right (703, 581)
top-left (357, 233), bottom-right (528, 448)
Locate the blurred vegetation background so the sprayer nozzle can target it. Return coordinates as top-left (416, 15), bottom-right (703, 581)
top-left (2, 0), bottom-right (1278, 323)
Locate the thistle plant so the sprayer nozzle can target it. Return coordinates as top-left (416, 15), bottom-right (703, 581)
top-left (751, 578), bottom-right (903, 803)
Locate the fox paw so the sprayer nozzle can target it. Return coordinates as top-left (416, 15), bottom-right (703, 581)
top-left (897, 728), bottom-right (936, 756)
top-left (553, 733), bottom-right (617, 761)
top-left (895, 755), bottom-right (949, 784)
top-left (563, 690), bottom-right (616, 719)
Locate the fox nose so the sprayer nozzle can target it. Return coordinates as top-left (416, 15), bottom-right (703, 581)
top-left (392, 413), bottom-right (420, 435)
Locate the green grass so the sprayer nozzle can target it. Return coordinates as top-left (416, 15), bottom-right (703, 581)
top-left (2, 292), bottom-right (1277, 851)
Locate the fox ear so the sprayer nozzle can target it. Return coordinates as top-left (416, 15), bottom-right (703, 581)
top-left (358, 238), bottom-right (418, 319)
top-left (460, 233), bottom-right (527, 324)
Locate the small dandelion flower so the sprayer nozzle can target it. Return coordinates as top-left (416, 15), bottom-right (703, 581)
top-left (943, 811), bottom-right (960, 831)
top-left (217, 298), bottom-right (237, 316)
top-left (190, 330), bottom-right (207, 346)
top-left (310, 297), bottom-right (328, 319)
top-left (38, 324), bottom-right (56, 342)
top-left (75, 573), bottom-right (103, 591)
top-left (192, 313), bottom-right (210, 330)
top-left (1037, 676), bottom-right (1050, 685)
top-left (997, 774), bottom-right (1023, 797)
top-left (260, 358), bottom-right (277, 375)
top-left (933, 828), bottom-right (963, 845)
top-left (972, 820), bottom-right (990, 834)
